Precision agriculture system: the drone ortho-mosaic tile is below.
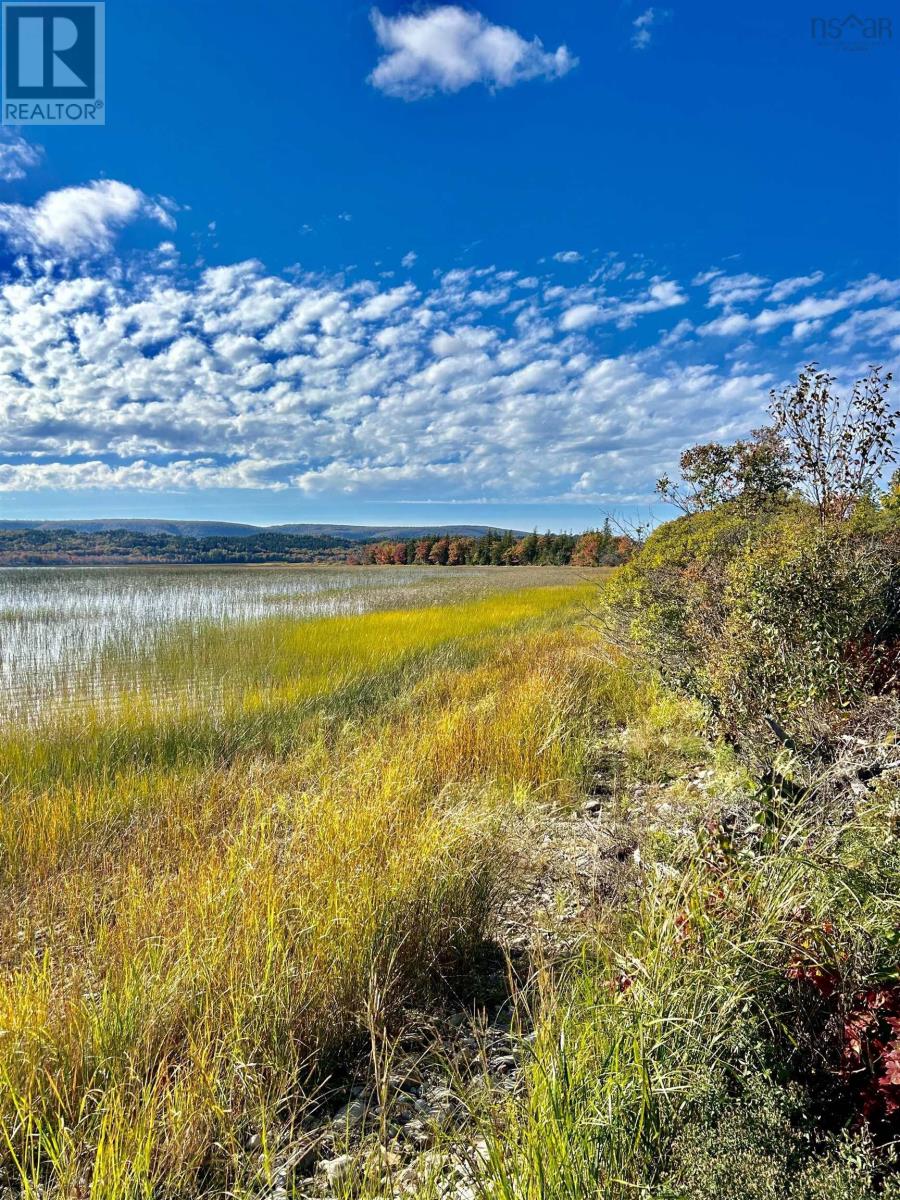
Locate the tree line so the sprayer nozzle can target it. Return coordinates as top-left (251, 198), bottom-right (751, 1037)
top-left (0, 525), bottom-right (633, 567)
top-left (348, 526), bottom-right (633, 567)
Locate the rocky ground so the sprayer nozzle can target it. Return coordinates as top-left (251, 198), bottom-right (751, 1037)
top-left (260, 734), bottom-right (715, 1199)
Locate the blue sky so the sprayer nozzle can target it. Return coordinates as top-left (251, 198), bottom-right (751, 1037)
top-left (0, 0), bottom-right (898, 530)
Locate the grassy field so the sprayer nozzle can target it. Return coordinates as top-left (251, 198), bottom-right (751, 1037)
top-left (0, 571), bottom-right (606, 1198)
top-left (4, 563), bottom-right (893, 1199)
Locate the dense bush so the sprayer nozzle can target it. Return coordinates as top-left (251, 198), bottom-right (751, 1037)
top-left (599, 501), bottom-right (789, 697)
top-left (658, 1077), bottom-right (895, 1200)
top-left (606, 509), bottom-right (900, 752)
top-left (601, 366), bottom-right (900, 767)
top-left (711, 521), bottom-right (900, 748)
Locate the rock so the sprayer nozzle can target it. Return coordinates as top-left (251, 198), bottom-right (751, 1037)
top-left (319, 1153), bottom-right (353, 1185)
top-left (369, 1145), bottom-right (402, 1171)
top-left (387, 1071), bottom-right (420, 1092)
top-left (492, 1054), bottom-right (517, 1073)
top-left (402, 1117), bottom-right (429, 1144)
top-left (331, 1098), bottom-right (366, 1129)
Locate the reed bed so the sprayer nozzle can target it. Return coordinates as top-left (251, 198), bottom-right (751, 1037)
top-left (0, 565), bottom-right (581, 725)
top-left (0, 573), bottom-right (603, 1197)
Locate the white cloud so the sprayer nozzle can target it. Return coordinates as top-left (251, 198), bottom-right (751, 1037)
top-left (791, 319), bottom-right (824, 340)
top-left (0, 132), bottom-right (42, 182)
top-left (702, 272), bottom-right (768, 308)
top-left (368, 6), bottom-right (577, 100)
top-left (560, 303), bottom-right (602, 331)
top-left (0, 252), bottom-right (714, 507)
top-left (698, 274), bottom-right (900, 339)
top-left (0, 459), bottom-right (288, 492)
top-left (430, 326), bottom-right (496, 357)
top-left (401, 250), bottom-right (417, 268)
top-left (767, 271), bottom-right (825, 302)
top-left (0, 261), bottom-right (737, 503)
top-left (356, 282), bottom-right (418, 320)
top-left (660, 317), bottom-right (694, 345)
top-left (553, 250), bottom-right (582, 263)
top-left (699, 311), bottom-right (752, 337)
top-left (559, 278), bottom-right (686, 330)
top-left (0, 180), bottom-right (175, 257)
top-left (831, 305), bottom-right (900, 350)
top-left (631, 278), bottom-right (687, 315)
top-left (631, 7), bottom-right (670, 50)
top-left (0, 194), bottom-right (893, 507)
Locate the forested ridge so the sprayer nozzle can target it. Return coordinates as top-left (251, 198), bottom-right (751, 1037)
top-left (0, 524), bottom-right (634, 566)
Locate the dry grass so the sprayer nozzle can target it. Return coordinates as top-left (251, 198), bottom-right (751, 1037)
top-left (0, 578), bottom-right (603, 1197)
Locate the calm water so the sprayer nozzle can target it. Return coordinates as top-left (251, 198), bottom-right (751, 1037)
top-left (0, 565), bottom-right (563, 724)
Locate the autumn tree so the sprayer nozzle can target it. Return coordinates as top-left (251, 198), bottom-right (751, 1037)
top-left (770, 363), bottom-right (897, 523)
top-left (429, 538), bottom-right (450, 565)
top-left (657, 428), bottom-right (795, 515)
top-left (571, 532), bottom-right (603, 566)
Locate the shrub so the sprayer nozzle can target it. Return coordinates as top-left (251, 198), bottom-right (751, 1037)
top-left (612, 365), bottom-right (900, 768)
top-left (710, 521), bottom-right (900, 753)
top-left (658, 1076), bottom-right (892, 1200)
top-left (601, 501), bottom-right (900, 764)
top-left (598, 501), bottom-right (787, 696)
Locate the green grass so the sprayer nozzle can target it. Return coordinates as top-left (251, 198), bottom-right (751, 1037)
top-left (471, 711), bottom-right (900, 1200)
top-left (0, 575), bottom-right (605, 1198)
top-left (5, 565), bottom-right (893, 1199)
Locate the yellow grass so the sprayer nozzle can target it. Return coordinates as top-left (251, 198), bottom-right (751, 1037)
top-left (0, 578), bottom-right (604, 1197)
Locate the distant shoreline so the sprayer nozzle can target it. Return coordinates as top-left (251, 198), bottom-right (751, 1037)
top-left (0, 527), bottom-right (633, 569)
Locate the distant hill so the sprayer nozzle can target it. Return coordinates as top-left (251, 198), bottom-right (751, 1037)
top-left (0, 520), bottom-right (527, 542)
top-left (273, 523), bottom-right (528, 542)
top-left (0, 524), bottom-right (631, 568)
top-left (0, 519), bottom-right (263, 539)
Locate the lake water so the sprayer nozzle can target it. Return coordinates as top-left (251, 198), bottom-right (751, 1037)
top-left (0, 565), bottom-right (567, 725)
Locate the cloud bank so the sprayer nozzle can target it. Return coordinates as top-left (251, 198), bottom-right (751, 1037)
top-left (0, 183), bottom-right (896, 505)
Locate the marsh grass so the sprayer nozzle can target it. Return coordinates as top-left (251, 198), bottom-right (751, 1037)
top-left (0, 565), bottom-right (583, 726)
top-left (0, 575), bottom-right (603, 1197)
top-left (0, 582), bottom-right (595, 792)
top-left (10, 566), bottom-right (882, 1199)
